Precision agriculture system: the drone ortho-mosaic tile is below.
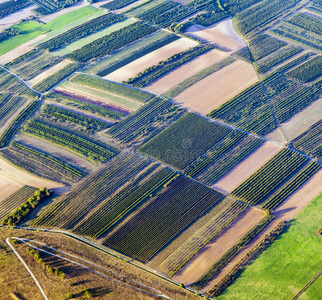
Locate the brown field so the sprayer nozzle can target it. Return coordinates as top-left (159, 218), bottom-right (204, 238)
top-left (213, 142), bottom-right (283, 193)
top-left (172, 59), bottom-right (258, 115)
top-left (0, 35), bottom-right (46, 65)
top-left (105, 38), bottom-right (198, 83)
top-left (173, 207), bottom-right (265, 286)
top-left (28, 60), bottom-right (72, 86)
top-left (203, 169), bottom-right (322, 292)
top-left (0, 157), bottom-right (63, 189)
top-left (0, 175), bottom-right (23, 202)
top-left (0, 5), bottom-right (37, 31)
top-left (40, 2), bottom-right (87, 23)
top-left (143, 48), bottom-right (229, 95)
top-left (186, 18), bottom-right (246, 51)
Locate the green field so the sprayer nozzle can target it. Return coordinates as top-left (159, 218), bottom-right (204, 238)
top-left (0, 6), bottom-right (100, 56)
top-left (218, 193), bottom-right (322, 300)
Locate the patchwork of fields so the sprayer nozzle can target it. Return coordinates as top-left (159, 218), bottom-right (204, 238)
top-left (0, 0), bottom-right (322, 299)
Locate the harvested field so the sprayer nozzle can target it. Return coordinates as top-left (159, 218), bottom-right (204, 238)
top-left (0, 4), bottom-right (36, 31)
top-left (56, 81), bottom-right (143, 111)
top-left (186, 18), bottom-right (246, 51)
top-left (0, 35), bottom-right (46, 65)
top-left (213, 142), bottom-right (283, 193)
top-left (40, 2), bottom-right (88, 23)
top-left (27, 60), bottom-right (72, 86)
top-left (0, 175), bottom-right (23, 203)
top-left (0, 157), bottom-right (62, 189)
top-left (173, 207), bottom-right (265, 286)
top-left (143, 48), bottom-right (229, 95)
top-left (105, 38), bottom-right (198, 82)
top-left (265, 128), bottom-right (288, 145)
top-left (173, 60), bottom-right (258, 115)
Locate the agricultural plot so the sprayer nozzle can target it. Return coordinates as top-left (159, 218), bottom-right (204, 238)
top-left (32, 152), bottom-right (152, 229)
top-left (24, 119), bottom-right (118, 162)
top-left (145, 48), bottom-right (231, 96)
top-left (0, 141), bottom-right (86, 185)
top-left (108, 98), bottom-right (185, 148)
top-left (286, 12), bottom-right (322, 36)
top-left (73, 165), bottom-right (176, 238)
top-left (0, 0), bottom-right (32, 19)
top-left (173, 59), bottom-right (258, 115)
top-left (0, 185), bottom-right (38, 221)
top-left (231, 148), bottom-right (308, 206)
top-left (125, 0), bottom-right (166, 17)
top-left (44, 91), bottom-right (128, 120)
top-left (105, 37), bottom-right (198, 83)
top-left (275, 51), bottom-right (316, 73)
top-left (185, 18), bottom-right (246, 51)
top-left (31, 0), bottom-right (81, 15)
top-left (292, 118), bottom-right (322, 161)
top-left (219, 193), bottom-right (322, 300)
top-left (0, 94), bottom-right (27, 128)
top-left (139, 113), bottom-right (232, 170)
top-left (0, 175), bottom-right (23, 203)
top-left (104, 175), bottom-right (224, 262)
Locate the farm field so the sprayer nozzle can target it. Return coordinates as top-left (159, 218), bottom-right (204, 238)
top-left (0, 175), bottom-right (23, 203)
top-left (172, 59), bottom-right (258, 115)
top-left (143, 48), bottom-right (230, 95)
top-left (105, 37), bottom-right (198, 82)
top-left (218, 192), bottom-right (322, 300)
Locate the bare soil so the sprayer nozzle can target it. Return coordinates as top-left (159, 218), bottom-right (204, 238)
top-left (173, 60), bottom-right (258, 115)
top-left (105, 38), bottom-right (198, 83)
top-left (173, 207), bottom-right (265, 286)
top-left (143, 48), bottom-right (229, 95)
top-left (213, 142), bottom-right (283, 193)
top-left (0, 175), bottom-right (23, 202)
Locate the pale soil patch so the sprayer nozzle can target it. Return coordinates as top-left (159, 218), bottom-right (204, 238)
top-left (40, 2), bottom-right (87, 23)
top-left (18, 134), bottom-right (96, 171)
top-left (202, 169), bottom-right (322, 292)
top-left (173, 207), bottom-right (265, 286)
top-left (186, 18), bottom-right (246, 51)
top-left (0, 157), bottom-right (62, 189)
top-left (0, 34), bottom-right (46, 65)
top-left (265, 128), bottom-right (288, 146)
top-left (57, 81), bottom-right (143, 111)
top-left (0, 175), bottom-right (23, 202)
top-left (278, 96), bottom-right (322, 142)
top-left (213, 142), bottom-right (283, 193)
top-left (143, 48), bottom-right (229, 95)
top-left (0, 5), bottom-right (37, 31)
top-left (172, 60), bottom-right (257, 115)
top-left (105, 38), bottom-right (198, 83)
top-left (115, 0), bottom-right (148, 13)
top-left (27, 59), bottom-right (71, 86)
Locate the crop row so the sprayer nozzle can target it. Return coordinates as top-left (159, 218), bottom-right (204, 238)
top-left (34, 63), bottom-right (80, 93)
top-left (65, 22), bottom-right (157, 62)
top-left (32, 152), bottom-right (150, 228)
top-left (38, 14), bottom-right (126, 51)
top-left (0, 185), bottom-right (38, 221)
top-left (8, 50), bottom-right (64, 81)
top-left (159, 200), bottom-right (248, 277)
top-left (275, 52), bottom-right (315, 73)
top-left (108, 98), bottom-right (185, 147)
top-left (139, 113), bottom-right (232, 170)
top-left (235, 0), bottom-right (300, 36)
top-left (184, 130), bottom-right (246, 177)
top-left (104, 176), bottom-right (224, 262)
top-left (231, 148), bottom-right (308, 205)
top-left (209, 220), bottom-right (287, 296)
top-left (0, 28), bottom-right (20, 42)
top-left (45, 91), bottom-right (126, 120)
top-left (248, 34), bottom-right (287, 61)
top-left (192, 215), bottom-right (274, 289)
top-left (198, 135), bottom-right (263, 185)
top-left (69, 73), bottom-right (153, 103)
top-left (41, 104), bottom-right (112, 131)
top-left (125, 44), bottom-right (215, 87)
top-left (287, 12), bottom-right (322, 35)
top-left (74, 166), bottom-right (176, 238)
top-left (286, 56), bottom-right (322, 83)
top-left (218, 0), bottom-right (263, 15)
top-left (0, 0), bottom-right (31, 18)
top-left (0, 94), bottom-right (26, 127)
top-left (262, 162), bottom-right (321, 210)
top-left (137, 1), bottom-right (178, 24)
top-left (101, 0), bottom-right (138, 10)
top-left (0, 100), bottom-right (41, 148)
top-left (258, 44), bottom-right (303, 69)
top-left (24, 119), bottom-right (118, 162)
top-left (1, 141), bottom-right (86, 184)
top-left (31, 0), bottom-right (80, 15)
